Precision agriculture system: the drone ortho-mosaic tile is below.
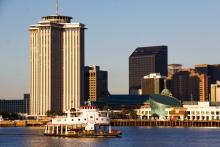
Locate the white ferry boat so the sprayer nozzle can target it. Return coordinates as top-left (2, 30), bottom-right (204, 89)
top-left (44, 105), bottom-right (121, 137)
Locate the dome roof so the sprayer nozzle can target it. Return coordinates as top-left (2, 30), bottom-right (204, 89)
top-left (161, 88), bottom-right (173, 97)
top-left (149, 94), bottom-right (180, 106)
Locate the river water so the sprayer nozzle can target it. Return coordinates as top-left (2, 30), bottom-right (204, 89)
top-left (0, 127), bottom-right (220, 147)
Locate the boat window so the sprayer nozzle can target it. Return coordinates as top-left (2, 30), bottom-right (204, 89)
top-left (96, 118), bottom-right (98, 120)
top-left (78, 118), bottom-right (80, 121)
top-left (99, 112), bottom-right (107, 117)
top-left (70, 112), bottom-right (82, 117)
top-left (84, 118), bottom-right (86, 121)
top-left (90, 116), bottom-right (93, 118)
top-left (72, 119), bottom-right (74, 121)
top-left (70, 113), bottom-right (76, 117)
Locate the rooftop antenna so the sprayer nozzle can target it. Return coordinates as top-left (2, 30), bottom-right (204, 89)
top-left (56, 0), bottom-right (59, 15)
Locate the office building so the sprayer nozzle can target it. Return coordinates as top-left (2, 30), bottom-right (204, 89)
top-left (141, 73), bottom-right (166, 95)
top-left (167, 69), bottom-right (208, 102)
top-left (29, 14), bottom-right (86, 115)
top-left (211, 81), bottom-right (220, 103)
top-left (24, 93), bottom-right (30, 114)
top-left (0, 94), bottom-right (30, 113)
top-left (129, 45), bottom-right (168, 94)
top-left (195, 64), bottom-right (220, 94)
top-left (84, 65), bottom-right (108, 102)
top-left (168, 64), bottom-right (182, 77)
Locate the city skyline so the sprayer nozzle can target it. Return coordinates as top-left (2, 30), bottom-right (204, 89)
top-left (1, 0), bottom-right (220, 98)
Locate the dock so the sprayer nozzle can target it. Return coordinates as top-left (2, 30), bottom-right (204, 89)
top-left (2, 119), bottom-right (220, 127)
top-left (0, 120), bottom-right (48, 127)
top-left (111, 119), bottom-right (220, 127)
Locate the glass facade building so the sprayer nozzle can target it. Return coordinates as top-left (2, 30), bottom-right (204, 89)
top-left (149, 94), bottom-right (181, 117)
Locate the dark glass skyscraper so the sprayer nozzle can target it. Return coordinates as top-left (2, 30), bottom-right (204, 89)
top-left (129, 45), bottom-right (168, 94)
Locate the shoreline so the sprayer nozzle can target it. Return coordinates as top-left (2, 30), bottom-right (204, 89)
top-left (2, 119), bottom-right (220, 128)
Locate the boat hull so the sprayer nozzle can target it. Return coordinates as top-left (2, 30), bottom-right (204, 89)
top-left (44, 132), bottom-right (122, 138)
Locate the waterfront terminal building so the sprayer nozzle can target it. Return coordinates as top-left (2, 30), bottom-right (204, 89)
top-left (96, 94), bottom-right (180, 120)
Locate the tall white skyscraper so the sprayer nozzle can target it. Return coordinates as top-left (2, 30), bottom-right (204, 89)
top-left (29, 15), bottom-right (86, 115)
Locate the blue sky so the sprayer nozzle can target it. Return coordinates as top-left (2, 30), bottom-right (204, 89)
top-left (0, 0), bottom-right (220, 99)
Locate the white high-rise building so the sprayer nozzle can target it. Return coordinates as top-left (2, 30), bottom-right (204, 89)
top-left (29, 15), bottom-right (86, 115)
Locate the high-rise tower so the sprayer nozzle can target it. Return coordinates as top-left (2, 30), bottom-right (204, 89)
top-left (29, 13), bottom-right (86, 115)
top-left (84, 65), bottom-right (108, 102)
top-left (129, 45), bottom-right (168, 94)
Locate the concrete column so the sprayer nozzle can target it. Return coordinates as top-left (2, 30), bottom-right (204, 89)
top-left (214, 111), bottom-right (217, 120)
top-left (52, 125), bottom-right (54, 134)
top-left (61, 125), bottom-right (63, 134)
top-left (44, 125), bottom-right (48, 134)
top-left (65, 125), bottom-right (68, 134)
top-left (48, 126), bottom-right (50, 134)
top-left (147, 111), bottom-right (150, 120)
top-left (109, 125), bottom-right (112, 133)
top-left (56, 125), bottom-right (59, 134)
top-left (190, 111), bottom-right (192, 120)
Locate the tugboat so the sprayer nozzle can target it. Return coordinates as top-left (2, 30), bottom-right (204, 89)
top-left (44, 105), bottom-right (122, 137)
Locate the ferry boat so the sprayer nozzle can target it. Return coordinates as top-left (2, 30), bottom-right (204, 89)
top-left (44, 105), bottom-right (122, 137)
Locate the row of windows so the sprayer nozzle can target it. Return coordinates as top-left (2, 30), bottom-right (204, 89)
top-left (65, 117), bottom-right (106, 122)
top-left (189, 111), bottom-right (220, 115)
top-left (190, 116), bottom-right (220, 120)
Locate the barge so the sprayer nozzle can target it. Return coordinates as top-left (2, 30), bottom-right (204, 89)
top-left (44, 105), bottom-right (122, 137)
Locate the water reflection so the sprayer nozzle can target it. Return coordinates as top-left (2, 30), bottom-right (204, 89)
top-left (1, 127), bottom-right (220, 147)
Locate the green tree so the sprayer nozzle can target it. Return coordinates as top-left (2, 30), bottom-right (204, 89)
top-left (151, 113), bottom-right (159, 119)
top-left (46, 110), bottom-right (64, 116)
top-left (121, 108), bottom-right (129, 119)
top-left (129, 110), bottom-right (137, 119)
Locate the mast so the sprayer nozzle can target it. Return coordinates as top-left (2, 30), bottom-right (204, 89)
top-left (56, 0), bottom-right (59, 15)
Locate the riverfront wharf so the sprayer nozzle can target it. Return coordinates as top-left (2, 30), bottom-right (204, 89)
top-left (0, 120), bottom-right (47, 127)
top-left (2, 119), bottom-right (220, 127)
top-left (111, 119), bottom-right (220, 127)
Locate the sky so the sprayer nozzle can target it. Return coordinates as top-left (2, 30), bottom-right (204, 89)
top-left (0, 0), bottom-right (220, 99)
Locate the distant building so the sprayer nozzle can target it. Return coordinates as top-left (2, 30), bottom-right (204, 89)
top-left (0, 94), bottom-right (30, 114)
top-left (24, 93), bottom-right (30, 114)
top-left (195, 64), bottom-right (220, 94)
top-left (29, 14), bottom-right (86, 115)
top-left (84, 65), bottom-right (108, 102)
top-left (167, 69), bottom-right (208, 102)
top-left (141, 73), bottom-right (165, 95)
top-left (183, 101), bottom-right (220, 120)
top-left (129, 45), bottom-right (168, 94)
top-left (168, 64), bottom-right (182, 77)
top-left (211, 81), bottom-right (220, 103)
